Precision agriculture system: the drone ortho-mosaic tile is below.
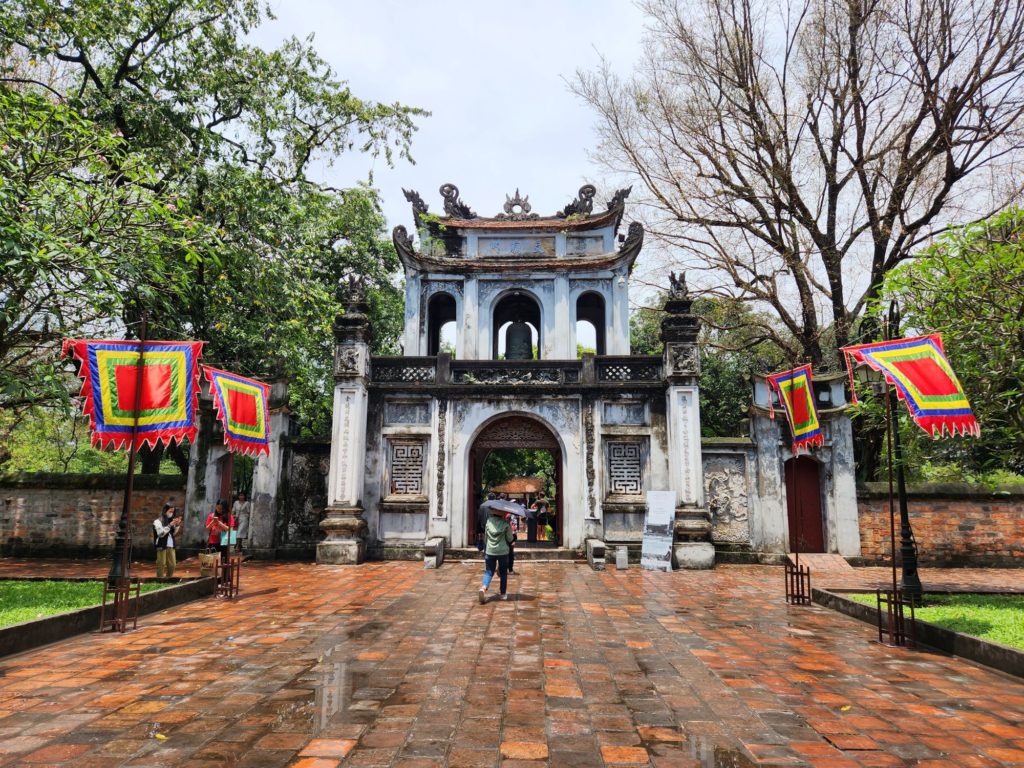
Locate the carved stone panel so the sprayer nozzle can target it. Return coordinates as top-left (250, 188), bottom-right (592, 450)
top-left (603, 401), bottom-right (648, 425)
top-left (606, 440), bottom-right (645, 495)
top-left (384, 400), bottom-right (431, 426)
top-left (569, 278), bottom-right (612, 295)
top-left (566, 237), bottom-right (604, 256)
top-left (478, 237), bottom-right (555, 258)
top-left (334, 346), bottom-right (366, 377)
top-left (666, 344), bottom-right (700, 376)
top-left (387, 439), bottom-right (427, 497)
top-left (703, 454), bottom-right (751, 544)
top-left (474, 416), bottom-right (559, 451)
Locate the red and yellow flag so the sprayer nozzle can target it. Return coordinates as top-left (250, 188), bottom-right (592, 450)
top-left (842, 334), bottom-right (979, 438)
top-left (202, 366), bottom-right (271, 456)
top-left (62, 339), bottom-right (204, 450)
top-left (766, 365), bottom-right (824, 453)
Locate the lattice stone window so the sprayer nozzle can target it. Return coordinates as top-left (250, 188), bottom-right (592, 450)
top-left (387, 440), bottom-right (427, 497)
top-left (606, 440), bottom-right (645, 496)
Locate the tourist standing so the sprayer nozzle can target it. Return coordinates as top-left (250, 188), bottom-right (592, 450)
top-left (478, 505), bottom-right (514, 603)
top-left (153, 503), bottom-right (181, 578)
top-left (216, 502), bottom-right (236, 563)
top-left (206, 499), bottom-right (235, 562)
top-left (232, 491), bottom-right (251, 553)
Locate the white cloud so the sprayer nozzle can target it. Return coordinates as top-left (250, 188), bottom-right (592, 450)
top-left (251, 0), bottom-right (647, 229)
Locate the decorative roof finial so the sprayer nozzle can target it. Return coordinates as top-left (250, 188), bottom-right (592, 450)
top-left (403, 188), bottom-right (428, 222)
top-left (439, 183), bottom-right (476, 218)
top-left (669, 271), bottom-right (689, 300)
top-left (495, 189), bottom-right (540, 221)
top-left (606, 186), bottom-right (633, 211)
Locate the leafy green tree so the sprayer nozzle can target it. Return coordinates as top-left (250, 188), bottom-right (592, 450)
top-left (2, 0), bottom-right (425, 448)
top-left (883, 209), bottom-right (1024, 474)
top-left (0, 407), bottom-right (128, 473)
top-left (631, 294), bottom-right (785, 436)
top-left (0, 85), bottom-right (211, 420)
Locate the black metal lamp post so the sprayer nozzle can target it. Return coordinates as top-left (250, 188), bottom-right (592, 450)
top-left (887, 302), bottom-right (923, 603)
top-left (853, 303), bottom-right (923, 605)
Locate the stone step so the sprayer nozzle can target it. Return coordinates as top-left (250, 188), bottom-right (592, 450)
top-left (447, 547), bottom-right (582, 562)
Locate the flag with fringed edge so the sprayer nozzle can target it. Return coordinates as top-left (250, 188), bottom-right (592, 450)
top-left (766, 365), bottom-right (824, 453)
top-left (842, 334), bottom-right (979, 438)
top-left (202, 366), bottom-right (271, 457)
top-left (62, 339), bottom-right (204, 450)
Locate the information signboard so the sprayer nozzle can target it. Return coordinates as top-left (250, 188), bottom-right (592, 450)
top-left (641, 491), bottom-right (676, 572)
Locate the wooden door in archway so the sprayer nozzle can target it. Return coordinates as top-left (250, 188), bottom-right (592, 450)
top-left (468, 415), bottom-right (562, 546)
top-left (785, 456), bottom-right (825, 553)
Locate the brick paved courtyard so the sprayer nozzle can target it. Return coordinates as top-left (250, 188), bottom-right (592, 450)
top-left (1, 560), bottom-right (1023, 767)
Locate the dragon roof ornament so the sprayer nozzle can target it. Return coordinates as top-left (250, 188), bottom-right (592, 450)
top-left (439, 183), bottom-right (476, 218)
top-left (557, 184), bottom-right (597, 218)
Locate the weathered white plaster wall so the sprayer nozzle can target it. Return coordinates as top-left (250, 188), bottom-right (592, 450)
top-left (446, 400), bottom-right (585, 548)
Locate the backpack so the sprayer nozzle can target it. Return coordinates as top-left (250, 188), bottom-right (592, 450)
top-left (153, 519), bottom-right (169, 548)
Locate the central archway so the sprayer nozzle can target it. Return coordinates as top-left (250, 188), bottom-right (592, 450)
top-left (467, 415), bottom-right (563, 547)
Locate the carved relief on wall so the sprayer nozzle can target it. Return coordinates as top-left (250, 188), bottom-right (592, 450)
top-left (584, 397), bottom-right (596, 514)
top-left (607, 441), bottom-right (644, 495)
top-left (703, 454), bottom-right (751, 544)
top-left (419, 281), bottom-right (463, 325)
top-left (387, 439), bottom-right (427, 497)
top-left (334, 346), bottom-right (364, 377)
top-left (568, 278), bottom-right (612, 296)
top-left (435, 398), bottom-right (447, 518)
top-left (473, 416), bottom-right (559, 451)
top-left (478, 279), bottom-right (551, 306)
top-left (384, 400), bottom-right (431, 426)
top-left (666, 345), bottom-right (700, 376)
top-left (336, 392), bottom-right (353, 501)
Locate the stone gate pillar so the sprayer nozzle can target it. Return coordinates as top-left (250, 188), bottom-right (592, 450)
top-left (319, 279), bottom-right (371, 564)
top-left (661, 274), bottom-right (714, 568)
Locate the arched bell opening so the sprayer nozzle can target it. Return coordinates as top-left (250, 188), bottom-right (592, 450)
top-left (427, 292), bottom-right (457, 356)
top-left (575, 291), bottom-right (606, 356)
top-left (492, 291), bottom-right (541, 360)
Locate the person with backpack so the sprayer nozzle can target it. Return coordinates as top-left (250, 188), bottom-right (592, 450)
top-left (478, 504), bottom-right (515, 604)
top-left (153, 503), bottom-right (181, 578)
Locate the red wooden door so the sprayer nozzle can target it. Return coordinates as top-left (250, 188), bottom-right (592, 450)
top-left (785, 456), bottom-right (824, 553)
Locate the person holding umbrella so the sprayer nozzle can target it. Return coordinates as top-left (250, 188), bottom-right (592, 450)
top-left (477, 498), bottom-right (520, 603)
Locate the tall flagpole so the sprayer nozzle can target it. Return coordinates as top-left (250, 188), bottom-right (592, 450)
top-left (108, 313), bottom-right (147, 588)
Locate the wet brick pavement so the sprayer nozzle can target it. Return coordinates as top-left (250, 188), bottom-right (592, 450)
top-left (0, 559), bottom-right (1023, 766)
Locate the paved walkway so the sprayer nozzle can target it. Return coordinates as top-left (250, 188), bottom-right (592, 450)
top-left (0, 561), bottom-right (1023, 767)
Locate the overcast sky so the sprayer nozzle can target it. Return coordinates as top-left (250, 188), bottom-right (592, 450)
top-left (251, 1), bottom-right (649, 269)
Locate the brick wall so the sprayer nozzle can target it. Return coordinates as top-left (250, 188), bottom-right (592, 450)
top-left (858, 483), bottom-right (1024, 566)
top-left (0, 474), bottom-right (186, 557)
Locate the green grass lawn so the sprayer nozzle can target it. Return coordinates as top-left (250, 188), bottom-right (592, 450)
top-left (847, 592), bottom-right (1024, 650)
top-left (0, 580), bottom-right (167, 628)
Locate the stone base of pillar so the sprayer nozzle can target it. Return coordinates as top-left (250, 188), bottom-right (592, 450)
top-left (317, 505), bottom-right (368, 565)
top-left (674, 541), bottom-right (715, 569)
top-left (673, 506), bottom-right (714, 569)
top-left (317, 540), bottom-right (366, 565)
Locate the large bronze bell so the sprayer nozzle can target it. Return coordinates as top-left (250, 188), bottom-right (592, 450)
top-left (505, 319), bottom-right (534, 360)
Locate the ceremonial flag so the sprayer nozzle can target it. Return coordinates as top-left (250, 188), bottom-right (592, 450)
top-left (62, 339), bottom-right (204, 450)
top-left (842, 334), bottom-right (979, 438)
top-left (202, 366), bottom-right (271, 456)
top-left (766, 365), bottom-right (824, 453)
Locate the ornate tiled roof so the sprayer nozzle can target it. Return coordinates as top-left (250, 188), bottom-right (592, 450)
top-left (402, 183), bottom-right (632, 231)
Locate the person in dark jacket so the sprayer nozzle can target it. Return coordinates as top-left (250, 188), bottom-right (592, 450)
top-left (153, 503), bottom-right (181, 578)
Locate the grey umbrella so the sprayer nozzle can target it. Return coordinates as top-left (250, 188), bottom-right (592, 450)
top-left (480, 499), bottom-right (526, 517)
